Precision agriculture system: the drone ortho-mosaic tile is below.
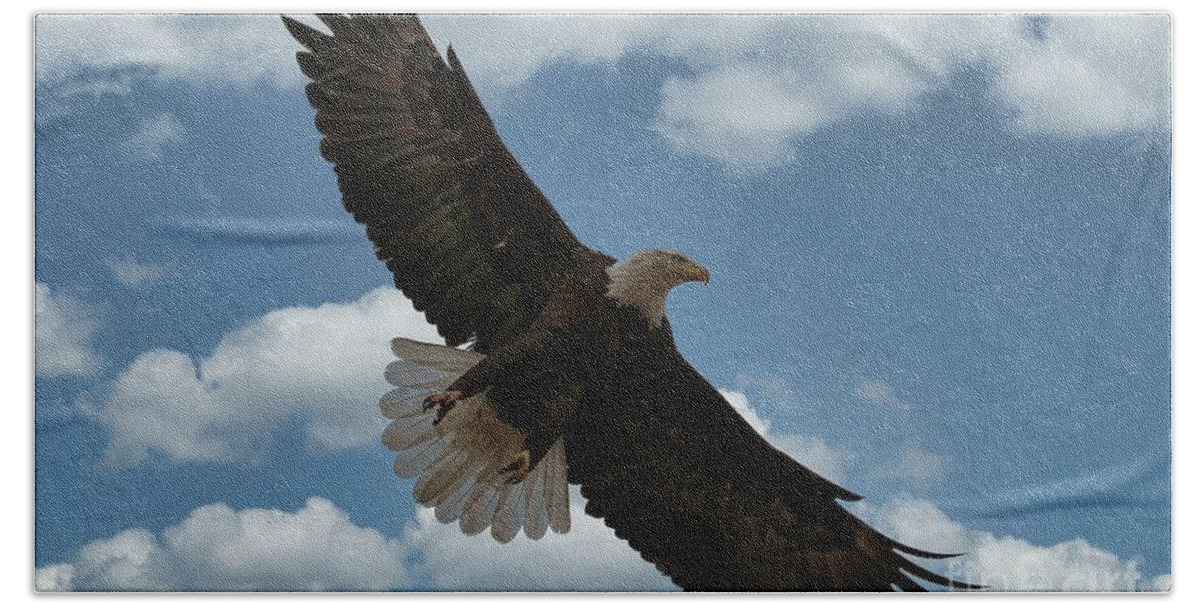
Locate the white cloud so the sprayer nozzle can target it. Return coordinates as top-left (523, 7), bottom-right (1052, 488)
top-left (768, 434), bottom-right (856, 484)
top-left (721, 389), bottom-right (770, 435)
top-left (1143, 574), bottom-right (1171, 592)
top-left (34, 282), bottom-right (100, 377)
top-left (990, 16), bottom-right (1171, 136)
top-left (53, 379), bottom-right (1168, 592)
top-left (406, 488), bottom-right (677, 591)
top-left (121, 114), bottom-right (184, 161)
top-left (421, 14), bottom-right (649, 90)
top-left (657, 68), bottom-right (820, 168)
top-left (422, 14), bottom-right (1170, 167)
top-left (38, 491), bottom-right (1169, 593)
top-left (92, 286), bottom-right (443, 466)
top-left (868, 443), bottom-right (946, 485)
top-left (35, 14), bottom-right (303, 88)
top-left (36, 492), bottom-right (668, 592)
top-left (36, 14), bottom-right (1167, 168)
top-left (35, 498), bottom-right (409, 592)
top-left (50, 528), bottom-right (171, 591)
top-left (857, 495), bottom-right (1168, 592)
top-left (34, 563), bottom-right (76, 592)
top-left (107, 255), bottom-right (169, 286)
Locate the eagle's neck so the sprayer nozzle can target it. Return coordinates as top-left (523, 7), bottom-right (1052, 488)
top-left (604, 259), bottom-right (671, 328)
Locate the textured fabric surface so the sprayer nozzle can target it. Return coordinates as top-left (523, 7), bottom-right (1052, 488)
top-left (34, 13), bottom-right (1170, 592)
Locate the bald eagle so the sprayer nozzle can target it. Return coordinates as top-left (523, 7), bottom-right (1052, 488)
top-left (284, 14), bottom-right (975, 591)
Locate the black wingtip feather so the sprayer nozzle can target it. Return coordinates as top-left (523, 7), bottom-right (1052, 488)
top-left (281, 15), bottom-right (330, 51)
top-left (838, 489), bottom-right (864, 502)
top-left (295, 52), bottom-right (325, 80)
top-left (893, 539), bottom-right (966, 560)
top-left (316, 13), bottom-right (353, 32)
top-left (892, 550), bottom-right (986, 590)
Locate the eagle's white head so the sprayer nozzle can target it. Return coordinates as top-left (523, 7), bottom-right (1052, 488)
top-left (605, 249), bottom-right (710, 327)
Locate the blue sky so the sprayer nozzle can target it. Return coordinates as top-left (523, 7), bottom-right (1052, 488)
top-left (31, 12), bottom-right (1171, 592)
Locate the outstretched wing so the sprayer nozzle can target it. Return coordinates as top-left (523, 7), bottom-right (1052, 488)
top-left (285, 14), bottom-right (596, 352)
top-left (565, 336), bottom-right (976, 591)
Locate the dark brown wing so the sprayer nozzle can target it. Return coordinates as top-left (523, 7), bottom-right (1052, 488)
top-left (565, 334), bottom-right (978, 591)
top-left (284, 14), bottom-right (596, 352)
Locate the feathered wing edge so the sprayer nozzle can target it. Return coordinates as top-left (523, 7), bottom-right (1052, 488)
top-left (283, 14), bottom-right (598, 353)
top-left (842, 515), bottom-right (981, 592)
top-left (381, 338), bottom-right (570, 542)
top-left (565, 351), bottom-right (982, 591)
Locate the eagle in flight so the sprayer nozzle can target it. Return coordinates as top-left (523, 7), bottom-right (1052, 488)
top-left (284, 14), bottom-right (975, 591)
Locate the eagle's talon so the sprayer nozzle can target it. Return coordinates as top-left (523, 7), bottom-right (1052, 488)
top-left (499, 451), bottom-right (531, 484)
top-left (423, 390), bottom-right (462, 425)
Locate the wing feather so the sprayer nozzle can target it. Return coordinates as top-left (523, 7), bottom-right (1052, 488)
top-left (565, 339), bottom-right (978, 591)
top-left (285, 13), bottom-right (598, 352)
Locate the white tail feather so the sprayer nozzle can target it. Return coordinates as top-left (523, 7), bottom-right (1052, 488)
top-left (393, 439), bottom-right (446, 478)
top-left (392, 337), bottom-right (484, 371)
top-left (523, 461), bottom-right (549, 540)
top-left (380, 387), bottom-right (426, 419)
top-left (491, 484), bottom-right (522, 543)
top-left (383, 418), bottom-right (444, 452)
top-left (381, 338), bottom-right (571, 541)
top-left (384, 360), bottom-right (448, 389)
top-left (546, 440), bottom-right (571, 534)
top-left (413, 445), bottom-right (471, 504)
top-left (435, 478), bottom-right (475, 524)
top-left (460, 482), bottom-right (500, 535)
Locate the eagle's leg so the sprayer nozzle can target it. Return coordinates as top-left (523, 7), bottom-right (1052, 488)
top-left (423, 390), bottom-right (462, 425)
top-left (499, 450), bottom-right (531, 484)
top-left (427, 341), bottom-right (536, 428)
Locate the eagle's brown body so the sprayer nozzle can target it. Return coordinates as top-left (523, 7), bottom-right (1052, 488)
top-left (285, 13), bottom-right (977, 591)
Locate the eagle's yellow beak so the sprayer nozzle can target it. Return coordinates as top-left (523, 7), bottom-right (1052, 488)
top-left (688, 263), bottom-right (710, 285)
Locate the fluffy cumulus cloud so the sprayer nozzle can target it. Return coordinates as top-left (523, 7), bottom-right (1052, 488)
top-left (35, 493), bottom-right (667, 592)
top-left (421, 14), bottom-right (649, 90)
top-left (1143, 574), bottom-right (1172, 592)
top-left (35, 14), bottom-right (1168, 167)
top-left (990, 15), bottom-right (1172, 136)
top-left (406, 489), bottom-right (677, 591)
top-left (422, 13), bottom-right (1170, 167)
top-left (53, 381), bottom-right (1170, 592)
top-left (90, 286), bottom-right (443, 467)
top-left (35, 14), bottom-right (304, 88)
top-left (35, 282), bottom-right (100, 377)
top-left (35, 498), bottom-right (409, 592)
top-left (38, 492), bottom-right (1171, 593)
top-left (857, 495), bottom-right (1167, 592)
